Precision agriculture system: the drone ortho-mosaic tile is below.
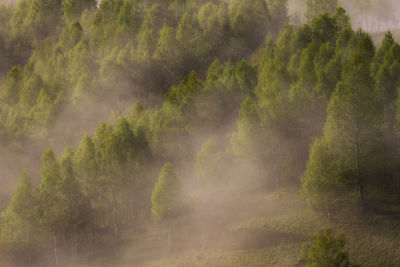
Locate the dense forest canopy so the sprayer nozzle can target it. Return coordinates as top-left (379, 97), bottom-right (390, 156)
top-left (0, 0), bottom-right (400, 266)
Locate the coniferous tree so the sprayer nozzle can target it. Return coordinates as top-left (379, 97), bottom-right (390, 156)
top-left (39, 149), bottom-right (63, 267)
top-left (0, 171), bottom-right (38, 266)
top-left (301, 229), bottom-right (359, 267)
top-left (303, 32), bottom-right (382, 205)
top-left (59, 147), bottom-right (90, 261)
top-left (151, 163), bottom-right (179, 249)
top-left (151, 163), bottom-right (179, 223)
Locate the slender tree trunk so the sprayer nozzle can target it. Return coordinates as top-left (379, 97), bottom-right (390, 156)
top-left (63, 230), bottom-right (67, 248)
top-left (105, 200), bottom-right (109, 227)
top-left (355, 90), bottom-right (365, 205)
top-left (275, 166), bottom-right (280, 192)
top-left (356, 137), bottom-right (365, 204)
top-left (276, 139), bottom-right (283, 193)
top-left (74, 224), bottom-right (78, 253)
top-left (26, 225), bottom-right (31, 267)
top-left (323, 193), bottom-right (331, 222)
top-left (94, 220), bottom-right (97, 255)
top-left (359, 181), bottom-right (365, 202)
top-left (89, 224), bottom-right (94, 256)
top-left (70, 235), bottom-right (74, 266)
top-left (113, 195), bottom-right (118, 242)
top-left (168, 218), bottom-right (172, 250)
top-left (74, 224), bottom-right (78, 267)
top-left (168, 228), bottom-right (171, 250)
top-left (53, 232), bottom-right (59, 267)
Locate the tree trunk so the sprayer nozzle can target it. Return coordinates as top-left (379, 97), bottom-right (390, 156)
top-left (53, 232), bottom-right (59, 267)
top-left (89, 224), bottom-right (94, 256)
top-left (275, 166), bottom-right (280, 193)
top-left (323, 193), bottom-right (331, 222)
top-left (355, 144), bottom-right (365, 204)
top-left (168, 218), bottom-right (172, 250)
top-left (74, 224), bottom-right (78, 267)
top-left (94, 220), bottom-right (97, 255)
top-left (168, 228), bottom-right (171, 250)
top-left (359, 181), bottom-right (365, 203)
top-left (26, 225), bottom-right (30, 267)
top-left (63, 230), bottom-right (67, 248)
top-left (355, 92), bottom-right (365, 205)
top-left (113, 196), bottom-right (118, 242)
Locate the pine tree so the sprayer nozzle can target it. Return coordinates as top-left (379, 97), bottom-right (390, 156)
top-left (1, 171), bottom-right (38, 266)
top-left (304, 33), bottom-right (382, 205)
top-left (151, 163), bottom-right (179, 223)
top-left (39, 149), bottom-right (63, 267)
top-left (153, 25), bottom-right (181, 65)
top-left (302, 138), bottom-right (339, 218)
top-left (2, 66), bottom-right (22, 105)
top-left (59, 146), bottom-right (90, 262)
top-left (301, 229), bottom-right (358, 267)
top-left (74, 134), bottom-right (98, 200)
top-left (151, 163), bottom-right (179, 249)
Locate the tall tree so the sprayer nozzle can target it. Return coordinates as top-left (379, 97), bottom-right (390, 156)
top-left (304, 32), bottom-right (382, 205)
top-left (59, 146), bottom-right (90, 262)
top-left (0, 171), bottom-right (38, 266)
top-left (151, 163), bottom-right (179, 248)
top-left (39, 149), bottom-right (63, 267)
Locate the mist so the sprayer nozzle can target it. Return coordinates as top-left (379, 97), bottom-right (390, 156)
top-left (0, 0), bottom-right (400, 266)
top-left (289, 0), bottom-right (400, 33)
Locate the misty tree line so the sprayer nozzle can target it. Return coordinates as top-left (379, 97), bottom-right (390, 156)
top-left (301, 0), bottom-right (399, 31)
top-left (0, 57), bottom-right (256, 265)
top-left (1, 0), bottom-right (400, 266)
top-left (0, 0), bottom-right (288, 148)
top-left (344, 0), bottom-right (399, 32)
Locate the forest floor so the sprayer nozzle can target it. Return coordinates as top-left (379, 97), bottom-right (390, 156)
top-left (87, 186), bottom-right (400, 267)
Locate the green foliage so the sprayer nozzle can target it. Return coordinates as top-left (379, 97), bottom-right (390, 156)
top-left (39, 149), bottom-right (62, 227)
top-left (3, 2), bottom-right (400, 265)
top-left (232, 97), bottom-right (263, 164)
top-left (302, 138), bottom-right (340, 212)
top-left (2, 66), bottom-right (22, 105)
top-left (59, 146), bottom-right (90, 230)
top-left (229, 0), bottom-right (269, 49)
top-left (151, 163), bottom-right (179, 222)
top-left (0, 0), bottom-right (289, 147)
top-left (8, 171), bottom-right (37, 223)
top-left (74, 134), bottom-right (98, 199)
top-left (153, 25), bottom-right (181, 64)
top-left (301, 229), bottom-right (359, 267)
top-left (1, 170), bottom-right (39, 264)
top-left (302, 29), bottom-right (384, 205)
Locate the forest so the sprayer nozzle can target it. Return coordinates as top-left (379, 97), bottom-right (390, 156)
top-left (0, 0), bottom-right (400, 266)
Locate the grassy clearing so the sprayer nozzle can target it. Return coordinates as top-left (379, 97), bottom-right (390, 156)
top-left (91, 187), bottom-right (400, 267)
